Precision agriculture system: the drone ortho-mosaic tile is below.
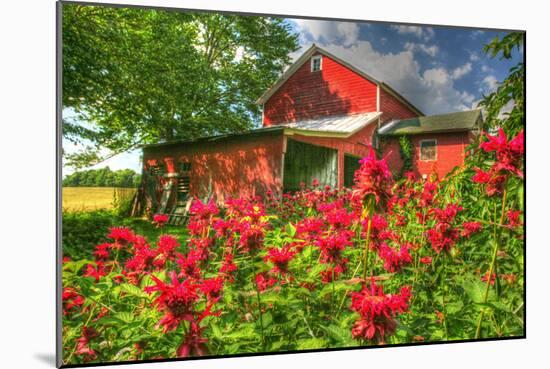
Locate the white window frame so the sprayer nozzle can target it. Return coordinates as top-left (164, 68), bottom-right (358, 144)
top-left (311, 55), bottom-right (322, 72)
top-left (419, 139), bottom-right (437, 161)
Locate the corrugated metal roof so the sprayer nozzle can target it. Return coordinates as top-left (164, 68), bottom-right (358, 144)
top-left (282, 111), bottom-right (381, 135)
top-left (378, 109), bottom-right (482, 136)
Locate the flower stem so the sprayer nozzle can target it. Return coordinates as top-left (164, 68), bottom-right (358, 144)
top-left (475, 187), bottom-right (508, 339)
top-left (361, 198), bottom-right (375, 281)
top-left (255, 285), bottom-right (266, 351)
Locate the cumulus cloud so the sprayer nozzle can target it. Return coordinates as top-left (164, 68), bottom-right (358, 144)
top-left (286, 20), bottom-right (475, 114)
top-left (451, 62), bottom-right (472, 80)
top-left (318, 42), bottom-right (476, 114)
top-left (292, 19), bottom-right (360, 47)
top-left (404, 42), bottom-right (439, 57)
top-left (482, 75), bottom-right (499, 93)
top-left (390, 25), bottom-right (435, 41)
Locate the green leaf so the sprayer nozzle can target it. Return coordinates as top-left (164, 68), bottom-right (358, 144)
top-left (114, 312), bottom-right (135, 324)
top-left (462, 279), bottom-right (496, 303)
top-left (119, 283), bottom-right (149, 299)
top-left (321, 324), bottom-right (353, 346)
top-left (297, 338), bottom-right (327, 350)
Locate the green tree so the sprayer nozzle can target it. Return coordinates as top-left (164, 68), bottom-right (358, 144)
top-left (62, 4), bottom-right (299, 168)
top-left (63, 168), bottom-right (141, 187)
top-left (478, 32), bottom-right (524, 135)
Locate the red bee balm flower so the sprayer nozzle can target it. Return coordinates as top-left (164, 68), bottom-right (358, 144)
top-left (350, 279), bottom-right (411, 344)
top-left (461, 222), bottom-right (482, 238)
top-left (265, 246), bottom-right (297, 275)
top-left (353, 148), bottom-right (393, 204)
top-left (107, 227), bottom-right (135, 248)
top-left (153, 214), bottom-right (169, 227)
top-left (199, 277), bottom-right (224, 300)
top-left (145, 272), bottom-right (200, 332)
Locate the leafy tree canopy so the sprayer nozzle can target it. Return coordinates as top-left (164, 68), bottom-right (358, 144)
top-left (478, 32), bottom-right (524, 135)
top-left (63, 167), bottom-right (141, 188)
top-left (63, 4), bottom-right (299, 168)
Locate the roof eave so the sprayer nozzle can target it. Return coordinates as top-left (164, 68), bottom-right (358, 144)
top-left (379, 127), bottom-right (476, 137)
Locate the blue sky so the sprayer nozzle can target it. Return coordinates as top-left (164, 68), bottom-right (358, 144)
top-left (63, 18), bottom-right (522, 176)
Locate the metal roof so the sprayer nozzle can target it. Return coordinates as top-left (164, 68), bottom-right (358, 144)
top-left (282, 111), bottom-right (382, 136)
top-left (141, 126), bottom-right (284, 149)
top-left (142, 112), bottom-right (382, 149)
top-left (378, 109), bottom-right (482, 136)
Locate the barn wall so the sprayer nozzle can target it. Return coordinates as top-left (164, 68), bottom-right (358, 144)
top-left (142, 133), bottom-right (285, 205)
top-left (284, 123), bottom-right (378, 187)
top-left (379, 88), bottom-right (419, 124)
top-left (380, 132), bottom-right (471, 179)
top-left (263, 53), bottom-right (378, 125)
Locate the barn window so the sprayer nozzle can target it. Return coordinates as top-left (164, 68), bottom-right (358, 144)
top-left (311, 55), bottom-right (322, 72)
top-left (420, 139), bottom-right (437, 161)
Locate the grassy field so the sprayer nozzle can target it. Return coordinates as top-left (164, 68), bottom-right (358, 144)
top-left (62, 187), bottom-right (136, 211)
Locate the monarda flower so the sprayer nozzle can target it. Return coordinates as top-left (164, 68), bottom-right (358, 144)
top-left (157, 235), bottom-right (180, 260)
top-left (255, 272), bottom-right (277, 292)
top-left (472, 167), bottom-right (506, 197)
top-left (75, 326), bottom-right (99, 361)
top-left (377, 243), bottom-right (413, 273)
top-left (350, 279), bottom-right (411, 344)
top-left (93, 243), bottom-right (111, 261)
top-left (145, 272), bottom-right (200, 332)
top-left (238, 224), bottom-right (265, 254)
top-left (62, 287), bottom-right (84, 315)
top-left (419, 180), bottom-right (438, 208)
top-left (219, 253), bottom-right (237, 282)
top-left (461, 221), bottom-right (482, 238)
top-left (199, 277), bottom-right (224, 300)
top-left (83, 262), bottom-right (107, 282)
top-left (153, 214), bottom-right (169, 227)
top-left (176, 250), bottom-right (203, 280)
top-left (316, 232), bottom-right (353, 265)
top-left (480, 128), bottom-right (524, 178)
top-left (506, 210), bottom-right (523, 229)
top-left (264, 246), bottom-right (297, 275)
top-left (353, 148), bottom-right (393, 205)
top-left (321, 262), bottom-right (347, 283)
top-left (419, 256), bottom-right (433, 265)
top-left (176, 302), bottom-right (220, 358)
top-left (426, 223), bottom-right (461, 254)
top-left (107, 227), bottom-right (136, 248)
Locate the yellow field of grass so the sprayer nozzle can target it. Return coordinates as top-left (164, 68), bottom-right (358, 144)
top-left (62, 187), bottom-right (136, 212)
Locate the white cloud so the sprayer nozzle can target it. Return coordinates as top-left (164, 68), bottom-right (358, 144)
top-left (482, 75), bottom-right (499, 93)
top-left (404, 42), bottom-right (439, 57)
top-left (481, 64), bottom-right (493, 73)
top-left (391, 25), bottom-right (435, 41)
top-left (469, 52), bottom-right (479, 62)
top-left (292, 19), bottom-right (360, 47)
top-left (470, 30), bottom-right (485, 39)
top-left (451, 62), bottom-right (472, 79)
top-left (316, 41), bottom-right (476, 114)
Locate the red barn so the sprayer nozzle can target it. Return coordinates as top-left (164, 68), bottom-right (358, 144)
top-left (140, 45), bottom-right (482, 214)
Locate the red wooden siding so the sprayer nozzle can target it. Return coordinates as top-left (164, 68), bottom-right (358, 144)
top-left (143, 134), bottom-right (285, 204)
top-left (379, 88), bottom-right (419, 124)
top-left (380, 132), bottom-right (470, 179)
top-left (263, 53), bottom-right (378, 126)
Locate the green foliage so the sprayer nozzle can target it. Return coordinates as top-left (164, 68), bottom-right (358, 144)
top-left (62, 210), bottom-right (118, 259)
top-left (62, 4), bottom-right (299, 168)
top-left (63, 167), bottom-right (141, 188)
top-left (398, 135), bottom-right (414, 177)
top-left (478, 32), bottom-right (524, 136)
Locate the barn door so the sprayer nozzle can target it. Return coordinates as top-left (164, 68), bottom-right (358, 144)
top-left (344, 154), bottom-right (361, 187)
top-left (283, 139), bottom-right (338, 192)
